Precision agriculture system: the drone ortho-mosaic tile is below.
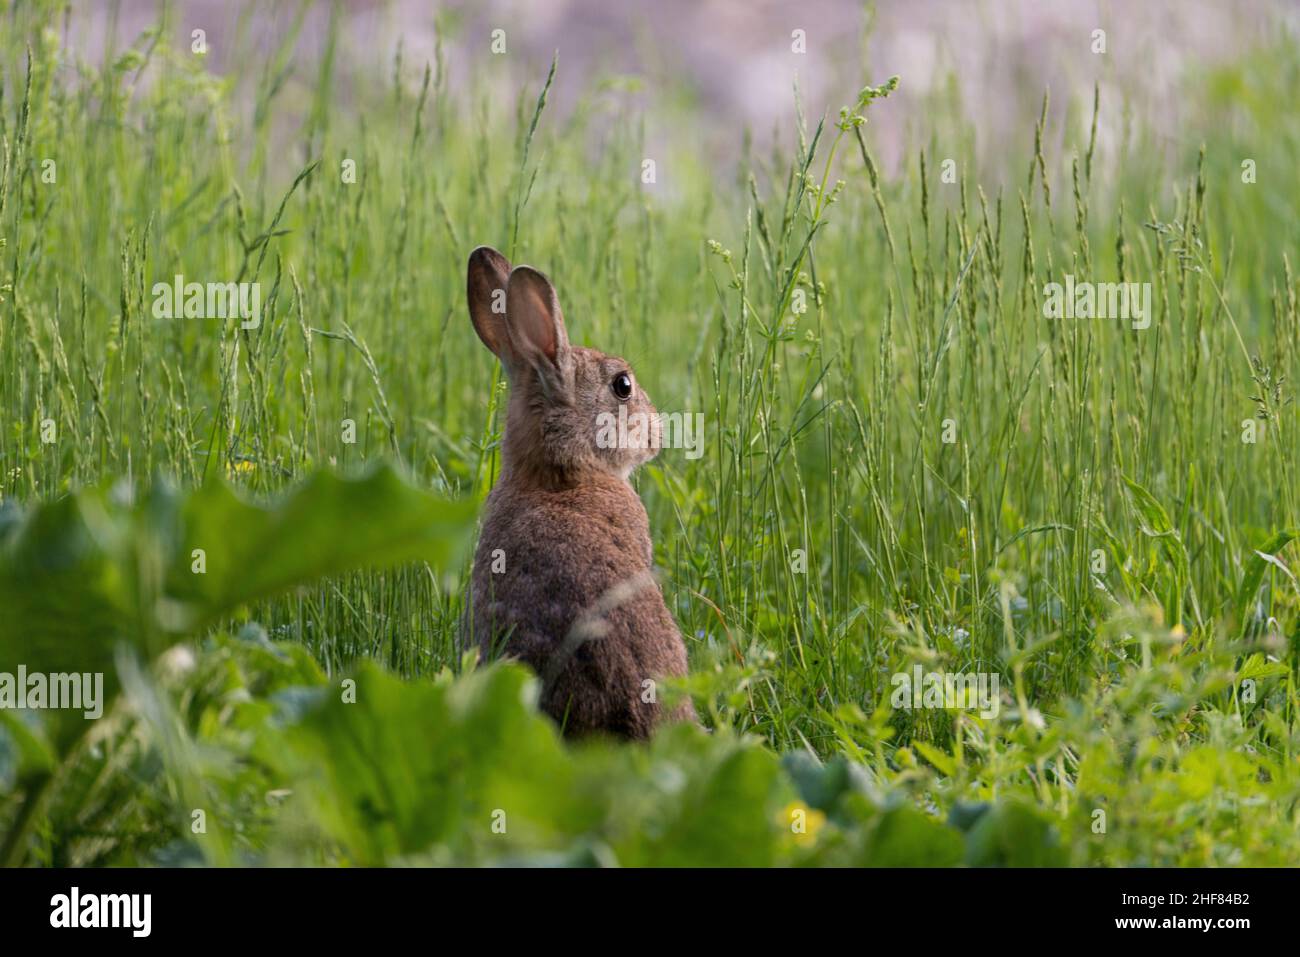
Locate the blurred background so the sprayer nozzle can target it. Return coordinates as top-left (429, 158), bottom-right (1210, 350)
top-left (65, 0), bottom-right (1298, 179)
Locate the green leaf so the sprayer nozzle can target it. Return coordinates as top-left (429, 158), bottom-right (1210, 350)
top-left (1122, 475), bottom-right (1183, 554)
top-left (165, 465), bottom-right (477, 632)
top-left (0, 710), bottom-right (56, 791)
top-left (780, 751), bottom-right (874, 812)
top-left (1122, 475), bottom-right (1191, 620)
top-left (263, 662), bottom-right (584, 865)
top-left (0, 464), bottom-right (475, 750)
top-left (912, 740), bottom-right (959, 777)
top-left (963, 800), bottom-right (1067, 866)
top-left (1236, 651), bottom-right (1290, 683)
top-left (857, 804), bottom-right (964, 867)
top-left (1233, 529), bottom-right (1298, 636)
top-left (638, 737), bottom-right (788, 866)
top-left (947, 800), bottom-right (991, 833)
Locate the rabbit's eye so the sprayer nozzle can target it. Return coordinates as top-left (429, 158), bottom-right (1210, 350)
top-left (611, 372), bottom-right (633, 401)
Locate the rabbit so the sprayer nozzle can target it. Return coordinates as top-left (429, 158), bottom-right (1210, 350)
top-left (463, 245), bottom-right (696, 740)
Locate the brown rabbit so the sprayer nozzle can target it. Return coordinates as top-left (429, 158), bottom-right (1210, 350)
top-left (463, 245), bottom-right (695, 740)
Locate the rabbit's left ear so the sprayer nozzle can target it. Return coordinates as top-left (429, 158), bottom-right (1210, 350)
top-left (505, 265), bottom-right (572, 396)
top-left (467, 246), bottom-right (517, 365)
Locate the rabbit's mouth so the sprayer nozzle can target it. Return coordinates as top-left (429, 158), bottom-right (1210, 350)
top-left (591, 406), bottom-right (660, 480)
top-left (594, 407), bottom-right (661, 453)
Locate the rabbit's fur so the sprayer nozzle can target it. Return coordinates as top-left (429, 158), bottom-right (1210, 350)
top-left (464, 246), bottom-right (695, 739)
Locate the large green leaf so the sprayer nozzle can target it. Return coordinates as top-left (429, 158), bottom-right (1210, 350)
top-left (628, 732), bottom-right (789, 867)
top-left (260, 660), bottom-right (796, 866)
top-left (963, 800), bottom-right (1067, 866)
top-left (163, 466), bottom-right (476, 632)
top-left (262, 662), bottom-right (592, 865)
top-left (0, 464), bottom-right (475, 748)
top-left (857, 804), bottom-right (965, 867)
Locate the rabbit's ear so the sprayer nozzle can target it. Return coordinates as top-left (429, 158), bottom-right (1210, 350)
top-left (505, 265), bottom-right (572, 395)
top-left (467, 246), bottom-right (516, 364)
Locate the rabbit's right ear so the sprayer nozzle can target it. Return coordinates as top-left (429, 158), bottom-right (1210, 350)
top-left (467, 246), bottom-right (516, 364)
top-left (505, 265), bottom-right (572, 399)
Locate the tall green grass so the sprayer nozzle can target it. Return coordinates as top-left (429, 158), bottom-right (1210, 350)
top-left (3, 2), bottom-right (1300, 864)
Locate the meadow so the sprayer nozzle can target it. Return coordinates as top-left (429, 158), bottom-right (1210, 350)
top-left (1, 2), bottom-right (1299, 866)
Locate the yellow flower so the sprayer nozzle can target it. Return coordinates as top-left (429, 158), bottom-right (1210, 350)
top-left (779, 801), bottom-right (826, 846)
top-left (226, 458), bottom-right (257, 478)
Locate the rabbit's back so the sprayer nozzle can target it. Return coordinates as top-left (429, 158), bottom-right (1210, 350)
top-left (469, 474), bottom-right (690, 737)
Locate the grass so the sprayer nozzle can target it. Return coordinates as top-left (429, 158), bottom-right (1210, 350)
top-left (2, 1), bottom-right (1300, 865)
